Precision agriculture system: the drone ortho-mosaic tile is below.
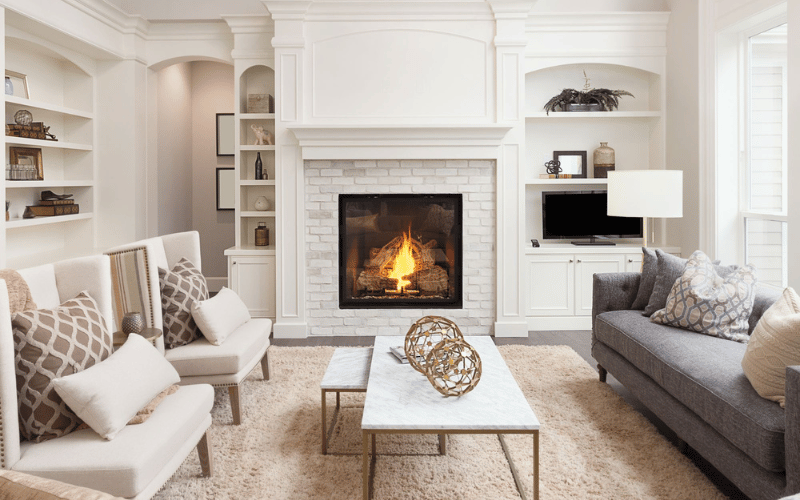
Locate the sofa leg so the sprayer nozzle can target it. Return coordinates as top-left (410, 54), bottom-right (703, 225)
top-left (197, 430), bottom-right (213, 477)
top-left (598, 364), bottom-right (607, 383)
top-left (261, 349), bottom-right (270, 381)
top-left (229, 386), bottom-right (242, 425)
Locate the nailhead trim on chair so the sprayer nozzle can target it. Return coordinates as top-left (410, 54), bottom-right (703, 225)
top-left (0, 397), bottom-right (6, 468)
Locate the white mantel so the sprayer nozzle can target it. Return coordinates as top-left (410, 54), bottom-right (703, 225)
top-left (287, 125), bottom-right (513, 159)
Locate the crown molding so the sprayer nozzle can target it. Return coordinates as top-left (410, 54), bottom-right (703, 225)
top-left (262, 1), bottom-right (313, 20)
top-left (64, 0), bottom-right (150, 37)
top-left (222, 15), bottom-right (274, 34)
top-left (146, 21), bottom-right (235, 41)
top-left (526, 11), bottom-right (670, 32)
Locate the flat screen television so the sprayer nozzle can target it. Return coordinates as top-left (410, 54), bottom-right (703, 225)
top-left (542, 190), bottom-right (642, 246)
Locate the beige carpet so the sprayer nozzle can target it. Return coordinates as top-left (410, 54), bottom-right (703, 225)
top-left (154, 345), bottom-right (727, 500)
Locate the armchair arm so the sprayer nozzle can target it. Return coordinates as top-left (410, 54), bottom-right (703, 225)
top-left (785, 365), bottom-right (800, 495)
top-left (591, 272), bottom-right (641, 332)
top-left (160, 231), bottom-right (202, 272)
top-left (0, 282), bottom-right (21, 469)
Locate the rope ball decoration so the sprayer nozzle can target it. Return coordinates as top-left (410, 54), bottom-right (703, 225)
top-left (544, 159), bottom-right (562, 176)
top-left (404, 316), bottom-right (482, 397)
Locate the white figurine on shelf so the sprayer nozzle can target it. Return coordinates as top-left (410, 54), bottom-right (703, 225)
top-left (251, 124), bottom-right (274, 146)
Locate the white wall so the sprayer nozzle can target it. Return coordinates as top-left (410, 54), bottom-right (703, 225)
top-left (156, 63), bottom-right (193, 236)
top-left (788, 0), bottom-right (800, 290)
top-left (189, 61), bottom-right (234, 282)
top-left (665, 0), bottom-right (700, 256)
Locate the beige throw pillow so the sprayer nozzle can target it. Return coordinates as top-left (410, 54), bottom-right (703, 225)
top-left (650, 250), bottom-right (757, 343)
top-left (741, 287), bottom-right (800, 407)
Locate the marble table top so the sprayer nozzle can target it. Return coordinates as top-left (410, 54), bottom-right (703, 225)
top-left (362, 336), bottom-right (539, 431)
top-left (321, 347), bottom-right (372, 390)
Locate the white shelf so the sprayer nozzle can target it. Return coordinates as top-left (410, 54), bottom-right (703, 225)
top-left (525, 111), bottom-right (661, 119)
top-left (240, 180), bottom-right (276, 186)
top-left (224, 246), bottom-right (276, 256)
top-left (5, 95), bottom-right (93, 119)
top-left (239, 113), bottom-right (275, 120)
top-left (6, 137), bottom-right (92, 151)
top-left (239, 145), bottom-right (276, 151)
top-left (5, 180), bottom-right (94, 188)
top-left (526, 178), bottom-right (609, 185)
top-left (6, 212), bottom-right (92, 229)
top-left (241, 211), bottom-right (276, 217)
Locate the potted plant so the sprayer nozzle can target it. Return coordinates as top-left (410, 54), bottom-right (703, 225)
top-left (543, 71), bottom-right (634, 115)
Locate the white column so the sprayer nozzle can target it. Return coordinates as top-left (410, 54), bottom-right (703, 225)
top-left (489, 1), bottom-right (533, 337)
top-left (264, 1), bottom-right (310, 338)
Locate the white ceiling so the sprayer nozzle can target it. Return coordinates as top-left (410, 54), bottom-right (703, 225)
top-left (102, 0), bottom-right (268, 21)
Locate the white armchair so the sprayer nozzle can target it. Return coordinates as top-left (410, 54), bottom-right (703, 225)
top-left (0, 255), bottom-right (214, 499)
top-left (105, 231), bottom-right (271, 425)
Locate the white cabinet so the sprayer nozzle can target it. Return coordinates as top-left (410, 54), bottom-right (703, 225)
top-left (525, 245), bottom-right (679, 331)
top-left (227, 253), bottom-right (276, 318)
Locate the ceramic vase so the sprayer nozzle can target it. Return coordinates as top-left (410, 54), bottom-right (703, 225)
top-left (255, 152), bottom-right (263, 180)
top-left (254, 196), bottom-right (269, 211)
top-left (593, 142), bottom-right (615, 178)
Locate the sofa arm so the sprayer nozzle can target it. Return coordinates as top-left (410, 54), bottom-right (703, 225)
top-left (786, 366), bottom-right (800, 495)
top-left (591, 272), bottom-right (641, 332)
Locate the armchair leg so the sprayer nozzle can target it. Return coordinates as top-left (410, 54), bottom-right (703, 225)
top-left (228, 386), bottom-right (242, 425)
top-left (261, 349), bottom-right (270, 381)
top-left (197, 430), bottom-right (213, 477)
top-left (598, 364), bottom-right (607, 383)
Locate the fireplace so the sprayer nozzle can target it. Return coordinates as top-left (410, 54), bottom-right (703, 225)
top-left (339, 193), bottom-right (463, 309)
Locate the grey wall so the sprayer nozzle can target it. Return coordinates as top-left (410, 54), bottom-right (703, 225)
top-left (190, 61), bottom-right (234, 283)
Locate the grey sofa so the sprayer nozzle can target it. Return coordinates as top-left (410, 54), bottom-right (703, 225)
top-left (592, 272), bottom-right (798, 500)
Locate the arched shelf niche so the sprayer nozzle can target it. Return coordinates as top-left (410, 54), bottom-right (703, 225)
top-left (239, 65), bottom-right (275, 115)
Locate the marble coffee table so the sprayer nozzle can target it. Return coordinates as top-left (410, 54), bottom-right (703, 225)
top-left (361, 336), bottom-right (540, 500)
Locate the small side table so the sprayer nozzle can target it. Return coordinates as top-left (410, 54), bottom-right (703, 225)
top-left (321, 347), bottom-right (372, 454)
top-left (113, 328), bottom-right (162, 350)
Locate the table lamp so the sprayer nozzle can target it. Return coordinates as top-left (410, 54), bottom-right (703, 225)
top-left (607, 170), bottom-right (683, 248)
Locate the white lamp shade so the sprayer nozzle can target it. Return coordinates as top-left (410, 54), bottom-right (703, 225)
top-left (607, 170), bottom-right (683, 218)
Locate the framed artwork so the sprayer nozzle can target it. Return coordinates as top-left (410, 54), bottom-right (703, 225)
top-left (5, 70), bottom-right (29, 99)
top-left (9, 147), bottom-right (43, 180)
top-left (216, 168), bottom-right (235, 210)
top-left (553, 151), bottom-right (587, 179)
top-left (216, 113), bottom-right (234, 157)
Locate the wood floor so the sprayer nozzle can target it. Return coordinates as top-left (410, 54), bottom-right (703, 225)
top-left (273, 331), bottom-right (748, 499)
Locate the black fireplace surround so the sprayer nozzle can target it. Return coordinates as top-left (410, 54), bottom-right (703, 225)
top-left (339, 194), bottom-right (462, 309)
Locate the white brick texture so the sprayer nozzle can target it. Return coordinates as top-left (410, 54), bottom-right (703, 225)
top-left (304, 159), bottom-right (497, 336)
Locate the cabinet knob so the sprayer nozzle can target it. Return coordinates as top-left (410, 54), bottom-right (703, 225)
top-left (628, 259), bottom-right (633, 263)
top-left (232, 261), bottom-right (237, 265)
top-left (569, 259), bottom-right (574, 263)
top-left (577, 259), bottom-right (582, 263)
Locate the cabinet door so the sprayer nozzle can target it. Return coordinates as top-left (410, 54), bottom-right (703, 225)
top-left (525, 254), bottom-right (575, 316)
top-left (625, 253), bottom-right (643, 272)
top-left (229, 255), bottom-right (276, 317)
top-left (575, 255), bottom-right (624, 316)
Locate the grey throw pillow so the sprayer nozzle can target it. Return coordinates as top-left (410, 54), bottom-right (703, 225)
top-left (630, 247), bottom-right (657, 310)
top-left (642, 249), bottom-right (736, 316)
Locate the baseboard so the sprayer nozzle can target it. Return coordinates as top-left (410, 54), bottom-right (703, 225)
top-left (494, 320), bottom-right (529, 337)
top-left (526, 316), bottom-right (592, 331)
top-left (273, 322), bottom-right (308, 339)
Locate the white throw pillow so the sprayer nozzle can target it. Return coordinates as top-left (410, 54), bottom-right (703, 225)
top-left (52, 333), bottom-right (180, 440)
top-left (191, 287), bottom-right (251, 346)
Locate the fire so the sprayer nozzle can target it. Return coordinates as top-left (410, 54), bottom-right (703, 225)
top-left (388, 231), bottom-right (415, 291)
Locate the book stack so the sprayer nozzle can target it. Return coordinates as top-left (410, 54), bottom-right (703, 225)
top-left (5, 122), bottom-right (46, 140)
top-left (539, 173), bottom-right (575, 179)
top-left (25, 191), bottom-right (79, 217)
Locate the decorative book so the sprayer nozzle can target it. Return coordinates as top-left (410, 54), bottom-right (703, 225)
top-left (26, 204), bottom-right (79, 216)
top-left (539, 173), bottom-right (574, 179)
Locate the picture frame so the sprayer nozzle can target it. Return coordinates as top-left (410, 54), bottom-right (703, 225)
top-left (216, 113), bottom-right (235, 157)
top-left (553, 151), bottom-right (587, 178)
top-left (5, 70), bottom-right (29, 99)
top-left (216, 168), bottom-right (235, 210)
top-left (9, 147), bottom-right (43, 180)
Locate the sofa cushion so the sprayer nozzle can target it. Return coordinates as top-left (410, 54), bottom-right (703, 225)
top-left (165, 318), bottom-right (271, 377)
top-left (650, 250), bottom-right (757, 343)
top-left (13, 384), bottom-right (213, 498)
top-left (595, 309), bottom-right (786, 472)
top-left (630, 247), bottom-right (656, 310)
top-left (158, 258), bottom-right (208, 349)
top-left (12, 292), bottom-right (113, 442)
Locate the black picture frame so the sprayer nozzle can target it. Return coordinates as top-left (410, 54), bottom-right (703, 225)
top-left (553, 151), bottom-right (587, 178)
top-left (216, 113), bottom-right (234, 157)
top-left (216, 168), bottom-right (235, 210)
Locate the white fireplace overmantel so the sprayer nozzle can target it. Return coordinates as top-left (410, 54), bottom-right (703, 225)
top-left (286, 124), bottom-right (512, 160)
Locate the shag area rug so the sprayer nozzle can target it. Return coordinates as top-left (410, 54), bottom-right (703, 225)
top-left (154, 345), bottom-right (726, 500)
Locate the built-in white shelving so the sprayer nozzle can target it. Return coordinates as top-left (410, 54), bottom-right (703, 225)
top-left (525, 178), bottom-right (609, 186)
top-left (5, 95), bottom-right (93, 119)
top-left (6, 137), bottom-right (93, 151)
top-left (525, 111), bottom-right (661, 119)
top-left (239, 145), bottom-right (276, 152)
top-left (6, 213), bottom-right (93, 229)
top-left (239, 113), bottom-right (275, 120)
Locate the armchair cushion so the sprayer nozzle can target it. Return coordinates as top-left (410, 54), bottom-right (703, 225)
top-left (158, 258), bottom-right (208, 349)
top-left (12, 292), bottom-right (112, 442)
top-left (191, 287), bottom-right (251, 346)
top-left (52, 334), bottom-right (180, 440)
top-left (0, 470), bottom-right (122, 500)
top-left (165, 319), bottom-right (271, 378)
top-left (13, 385), bottom-right (213, 499)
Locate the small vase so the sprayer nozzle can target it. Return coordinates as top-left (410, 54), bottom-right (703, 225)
top-left (254, 196), bottom-right (269, 211)
top-left (255, 223), bottom-right (269, 246)
top-left (5, 77), bottom-right (13, 96)
top-left (255, 152), bottom-right (263, 180)
top-left (593, 142), bottom-right (615, 178)
top-left (121, 311), bottom-right (145, 334)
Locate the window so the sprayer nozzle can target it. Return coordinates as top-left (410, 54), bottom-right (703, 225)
top-left (743, 23), bottom-right (787, 288)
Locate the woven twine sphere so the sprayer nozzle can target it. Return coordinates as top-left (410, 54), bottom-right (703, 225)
top-left (121, 311), bottom-right (145, 334)
top-left (404, 316), bottom-right (464, 375)
top-left (424, 338), bottom-right (482, 397)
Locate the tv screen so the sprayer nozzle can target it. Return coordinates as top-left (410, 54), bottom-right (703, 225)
top-left (542, 191), bottom-right (642, 241)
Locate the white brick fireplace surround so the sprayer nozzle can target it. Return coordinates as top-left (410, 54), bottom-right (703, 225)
top-left (305, 159), bottom-right (496, 336)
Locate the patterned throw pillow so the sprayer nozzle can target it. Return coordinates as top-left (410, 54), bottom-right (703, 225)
top-left (158, 258), bottom-right (208, 349)
top-left (12, 291), bottom-right (112, 442)
top-left (650, 250), bottom-right (757, 342)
